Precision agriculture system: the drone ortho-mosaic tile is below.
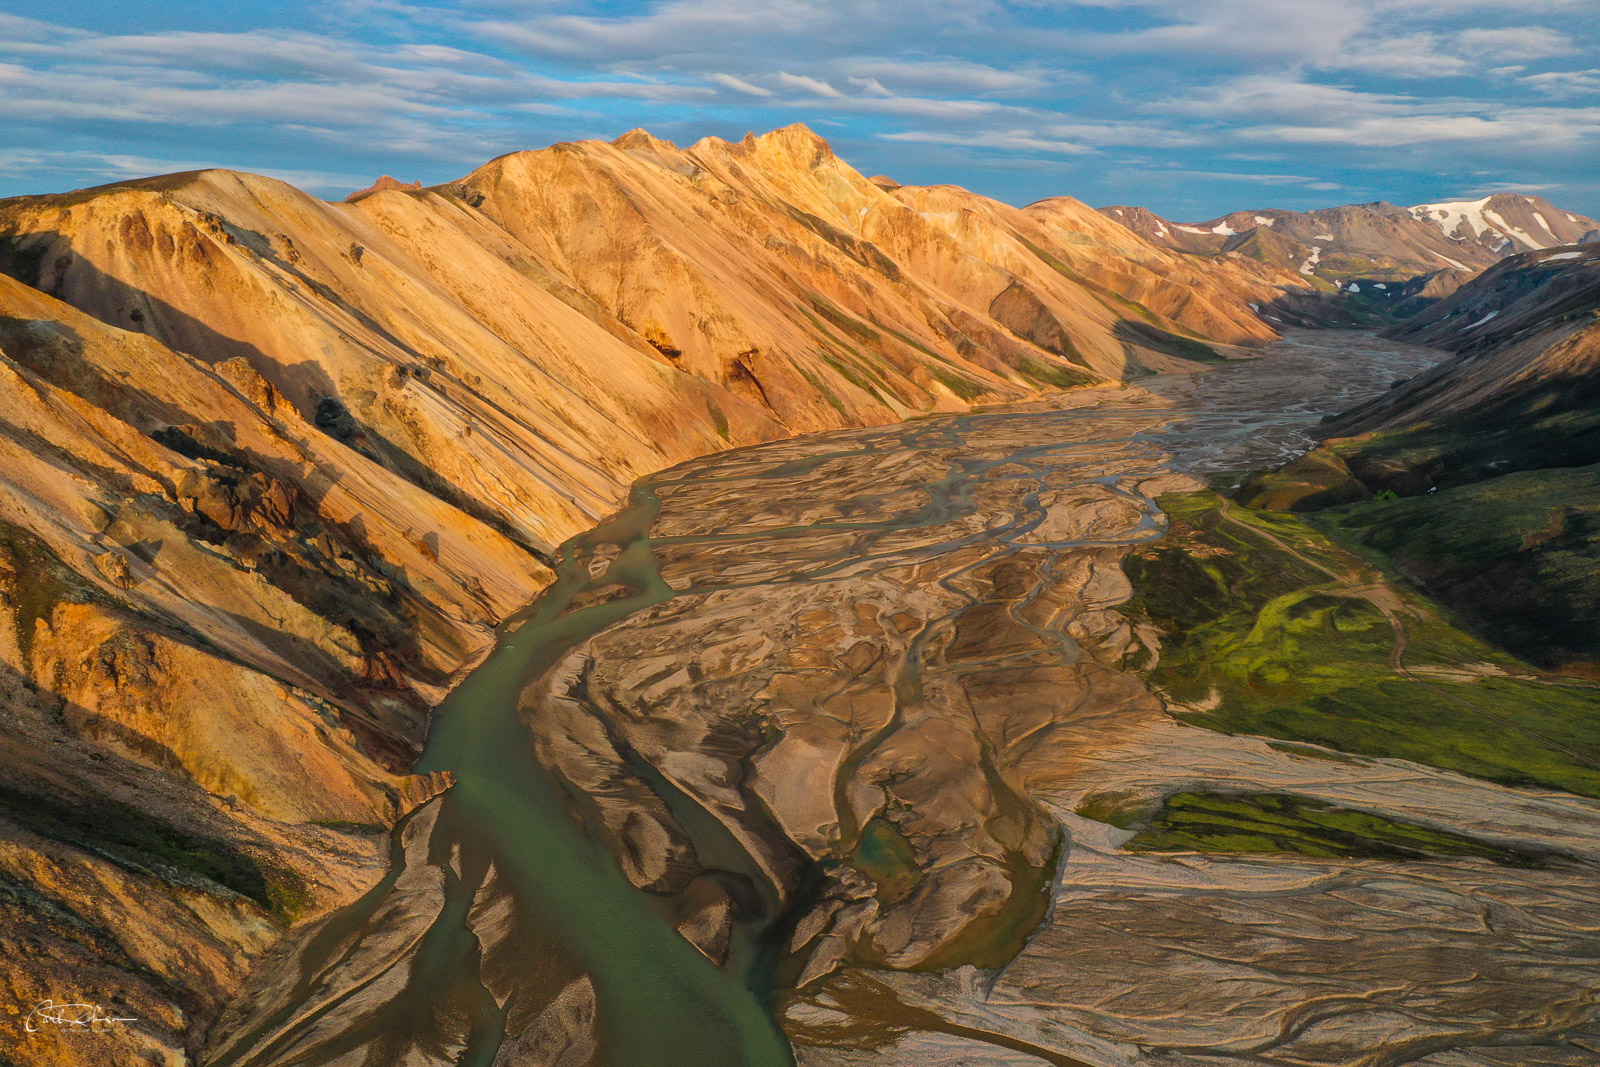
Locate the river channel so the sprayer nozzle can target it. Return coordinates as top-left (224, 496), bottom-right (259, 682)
top-left (204, 331), bottom-right (1514, 1066)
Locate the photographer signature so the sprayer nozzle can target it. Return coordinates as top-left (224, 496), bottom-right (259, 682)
top-left (25, 1000), bottom-right (137, 1032)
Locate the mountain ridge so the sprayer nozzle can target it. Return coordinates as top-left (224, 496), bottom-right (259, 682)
top-left (1099, 193), bottom-right (1600, 299)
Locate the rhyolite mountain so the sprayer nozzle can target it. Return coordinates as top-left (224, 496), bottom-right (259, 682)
top-left (1101, 195), bottom-right (1600, 317)
top-left (0, 124), bottom-right (1316, 1066)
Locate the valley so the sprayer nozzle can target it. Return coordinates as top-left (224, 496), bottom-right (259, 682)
top-left (1, 125), bottom-right (1597, 1067)
top-left (196, 330), bottom-right (1600, 1066)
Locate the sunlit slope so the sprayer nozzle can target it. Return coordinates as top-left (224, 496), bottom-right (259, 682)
top-left (0, 272), bottom-right (554, 1065)
top-left (0, 126), bottom-right (1299, 559)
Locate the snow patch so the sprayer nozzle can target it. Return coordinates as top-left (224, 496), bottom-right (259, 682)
top-left (1545, 251), bottom-right (1584, 261)
top-left (1346, 282), bottom-right (1362, 293)
top-left (1373, 283), bottom-right (1388, 289)
top-left (1314, 233), bottom-right (1334, 240)
top-left (1299, 245), bottom-right (1322, 275)
top-left (1435, 252), bottom-right (1469, 270)
top-left (1211, 223), bottom-right (1238, 235)
top-left (1411, 197), bottom-right (1493, 239)
top-left (1175, 224), bottom-right (1209, 234)
top-left (1482, 208), bottom-right (1546, 250)
top-left (1534, 211), bottom-right (1553, 233)
top-left (1465, 310), bottom-right (1499, 330)
top-left (1255, 216), bottom-right (1275, 226)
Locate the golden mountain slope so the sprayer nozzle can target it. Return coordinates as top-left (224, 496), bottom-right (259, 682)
top-left (1, 126), bottom-right (1297, 553)
top-left (0, 125), bottom-right (1307, 1064)
top-left (0, 273), bottom-right (525, 1064)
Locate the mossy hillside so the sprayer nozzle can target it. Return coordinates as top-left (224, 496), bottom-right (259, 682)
top-left (1111, 320), bottom-right (1225, 364)
top-left (1331, 378), bottom-right (1600, 494)
top-left (1234, 448), bottom-right (1372, 512)
top-left (1331, 464), bottom-right (1600, 672)
top-left (1123, 491), bottom-right (1600, 798)
top-left (1117, 791), bottom-right (1551, 867)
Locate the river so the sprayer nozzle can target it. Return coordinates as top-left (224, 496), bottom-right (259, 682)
top-left (203, 331), bottom-right (1494, 1066)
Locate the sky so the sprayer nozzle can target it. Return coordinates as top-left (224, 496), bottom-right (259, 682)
top-left (3, 0), bottom-right (1600, 220)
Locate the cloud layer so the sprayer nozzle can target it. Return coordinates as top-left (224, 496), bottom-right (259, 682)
top-left (1, 1), bottom-right (1597, 218)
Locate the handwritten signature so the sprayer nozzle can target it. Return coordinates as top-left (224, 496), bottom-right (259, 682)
top-left (25, 1000), bottom-right (137, 1032)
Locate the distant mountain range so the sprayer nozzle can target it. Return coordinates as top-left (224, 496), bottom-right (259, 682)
top-left (1100, 194), bottom-right (1600, 302)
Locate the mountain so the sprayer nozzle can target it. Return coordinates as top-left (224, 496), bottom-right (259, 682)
top-left (1334, 242), bottom-right (1600, 453)
top-left (0, 125), bottom-right (1303, 558)
top-left (1239, 244), bottom-right (1600, 672)
top-left (1100, 194), bottom-right (1600, 296)
top-left (0, 125), bottom-right (1313, 1065)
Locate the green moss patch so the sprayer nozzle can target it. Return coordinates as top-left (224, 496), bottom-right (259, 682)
top-left (1124, 490), bottom-right (1600, 798)
top-left (1125, 791), bottom-right (1551, 866)
top-left (0, 783), bottom-right (306, 919)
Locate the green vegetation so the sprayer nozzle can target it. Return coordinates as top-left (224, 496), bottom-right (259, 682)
top-left (822, 353), bottom-right (893, 409)
top-left (929, 366), bottom-right (989, 402)
top-left (805, 292), bottom-right (883, 346)
top-left (1123, 490), bottom-right (1600, 798)
top-left (1332, 382), bottom-right (1600, 493)
top-left (1015, 354), bottom-right (1094, 391)
top-left (1072, 790), bottom-right (1151, 830)
top-left (1112, 320), bottom-right (1224, 363)
top-left (797, 365), bottom-right (853, 418)
top-left (706, 396), bottom-right (731, 440)
top-left (1016, 235), bottom-right (1185, 332)
top-left (1121, 791), bottom-right (1550, 867)
top-left (1331, 465), bottom-right (1600, 671)
top-left (0, 518), bottom-right (115, 666)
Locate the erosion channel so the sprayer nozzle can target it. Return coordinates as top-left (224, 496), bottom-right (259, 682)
top-left (203, 331), bottom-right (1590, 1067)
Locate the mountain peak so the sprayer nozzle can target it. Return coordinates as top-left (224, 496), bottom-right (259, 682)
top-left (344, 175), bottom-right (422, 202)
top-left (612, 128), bottom-right (679, 153)
top-left (743, 123), bottom-right (835, 166)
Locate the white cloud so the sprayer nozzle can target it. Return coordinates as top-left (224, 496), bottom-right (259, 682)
top-left (834, 58), bottom-right (1053, 94)
top-left (1522, 69), bottom-right (1600, 95)
top-left (0, 146), bottom-right (373, 194)
top-left (881, 129), bottom-right (1093, 154)
top-left (847, 76), bottom-right (894, 97)
top-left (709, 72), bottom-right (772, 96)
top-left (1455, 26), bottom-right (1574, 61)
top-left (776, 72), bottom-right (844, 98)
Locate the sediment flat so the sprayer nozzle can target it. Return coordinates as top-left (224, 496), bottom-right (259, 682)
top-left (207, 331), bottom-right (1600, 1067)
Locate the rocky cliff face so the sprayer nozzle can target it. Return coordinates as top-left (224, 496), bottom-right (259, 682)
top-left (0, 275), bottom-right (509, 1064)
top-left (0, 125), bottom-right (1306, 1064)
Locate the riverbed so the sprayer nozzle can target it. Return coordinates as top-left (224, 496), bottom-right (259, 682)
top-left (202, 332), bottom-right (1600, 1066)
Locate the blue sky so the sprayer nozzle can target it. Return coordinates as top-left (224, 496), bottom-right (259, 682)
top-left (3, 0), bottom-right (1600, 220)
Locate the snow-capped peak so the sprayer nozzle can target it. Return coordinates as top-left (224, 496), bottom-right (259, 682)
top-left (1408, 194), bottom-right (1562, 251)
top-left (1409, 197), bottom-right (1494, 239)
